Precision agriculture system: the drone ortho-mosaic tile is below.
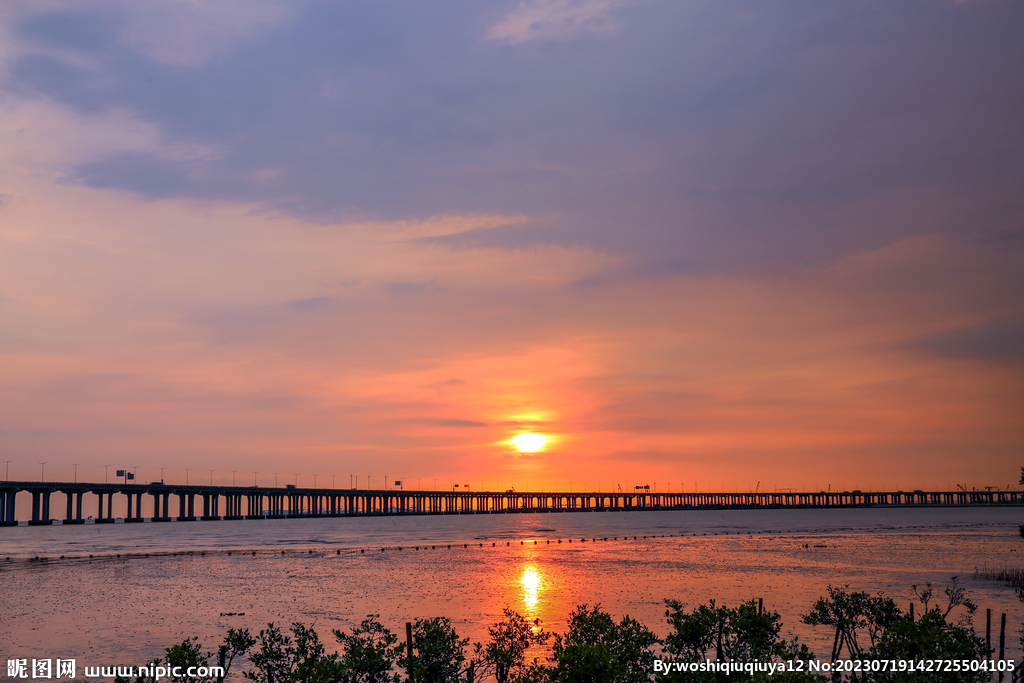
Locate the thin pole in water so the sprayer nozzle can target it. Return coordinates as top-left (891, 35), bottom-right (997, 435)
top-left (406, 622), bottom-right (414, 681)
top-left (999, 613), bottom-right (1006, 682)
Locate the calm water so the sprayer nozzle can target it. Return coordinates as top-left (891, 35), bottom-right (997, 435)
top-left (1, 507), bottom-right (1021, 669)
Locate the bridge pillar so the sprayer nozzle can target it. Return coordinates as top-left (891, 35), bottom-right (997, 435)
top-left (104, 491), bottom-right (116, 522)
top-left (246, 493), bottom-right (264, 519)
top-left (29, 490), bottom-right (53, 525)
top-left (125, 491), bottom-right (144, 522)
top-left (152, 491), bottom-right (170, 521)
top-left (62, 490), bottom-right (85, 524)
top-left (0, 488), bottom-right (14, 525)
top-left (200, 492), bottom-right (221, 520)
top-left (7, 488), bottom-right (16, 525)
top-left (177, 492), bottom-right (196, 521)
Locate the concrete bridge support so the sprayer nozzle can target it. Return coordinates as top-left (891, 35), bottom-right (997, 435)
top-left (200, 492), bottom-right (221, 521)
top-left (1, 488), bottom-right (17, 526)
top-left (63, 490), bottom-right (85, 524)
top-left (29, 490), bottom-right (53, 525)
top-left (152, 491), bottom-right (172, 521)
top-left (177, 492), bottom-right (196, 521)
top-left (93, 490), bottom-right (116, 523)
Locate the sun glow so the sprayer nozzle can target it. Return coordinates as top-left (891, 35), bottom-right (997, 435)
top-left (511, 433), bottom-right (547, 452)
top-left (521, 565), bottom-right (541, 608)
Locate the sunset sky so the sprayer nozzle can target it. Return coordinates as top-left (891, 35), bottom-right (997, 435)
top-left (1, 0), bottom-right (1021, 492)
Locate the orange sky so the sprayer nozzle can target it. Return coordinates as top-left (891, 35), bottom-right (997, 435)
top-left (1, 0), bottom-right (1022, 491)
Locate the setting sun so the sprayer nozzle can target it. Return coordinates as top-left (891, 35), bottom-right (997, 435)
top-left (511, 433), bottom-right (547, 452)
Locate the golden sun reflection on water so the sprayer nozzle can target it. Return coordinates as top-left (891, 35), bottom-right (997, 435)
top-left (521, 565), bottom-right (541, 610)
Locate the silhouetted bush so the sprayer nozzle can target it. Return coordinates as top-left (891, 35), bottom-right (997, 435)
top-left (548, 604), bottom-right (658, 683)
top-left (403, 617), bottom-right (469, 683)
top-left (802, 579), bottom-right (988, 683)
top-left (660, 599), bottom-right (817, 682)
top-left (245, 623), bottom-right (341, 683)
top-left (477, 608), bottom-right (550, 683)
top-left (333, 615), bottom-right (404, 683)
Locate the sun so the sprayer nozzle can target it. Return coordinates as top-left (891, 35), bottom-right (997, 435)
top-left (511, 433), bottom-right (547, 452)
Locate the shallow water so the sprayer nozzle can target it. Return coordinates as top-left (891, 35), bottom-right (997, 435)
top-left (2, 507), bottom-right (1022, 671)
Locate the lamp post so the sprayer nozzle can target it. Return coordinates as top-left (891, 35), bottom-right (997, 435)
top-left (104, 465), bottom-right (110, 483)
top-left (254, 471), bottom-right (259, 486)
top-left (159, 467), bottom-right (166, 483)
top-left (209, 470), bottom-right (214, 485)
top-left (3, 460), bottom-right (11, 480)
top-left (40, 462), bottom-right (47, 482)
top-left (232, 470), bottom-right (237, 486)
top-left (73, 463), bottom-right (80, 483)
top-left (185, 468), bottom-right (191, 485)
top-left (314, 474), bottom-right (318, 489)
top-left (274, 472), bottom-right (279, 488)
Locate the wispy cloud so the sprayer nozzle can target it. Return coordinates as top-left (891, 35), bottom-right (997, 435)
top-left (485, 0), bottom-right (631, 44)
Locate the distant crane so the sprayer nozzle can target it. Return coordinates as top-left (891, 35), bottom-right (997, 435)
top-left (754, 481), bottom-right (760, 494)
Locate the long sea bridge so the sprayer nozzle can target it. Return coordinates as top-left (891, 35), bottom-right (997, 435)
top-left (0, 481), bottom-right (1020, 526)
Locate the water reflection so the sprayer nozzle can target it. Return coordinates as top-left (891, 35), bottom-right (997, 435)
top-left (521, 565), bottom-right (541, 610)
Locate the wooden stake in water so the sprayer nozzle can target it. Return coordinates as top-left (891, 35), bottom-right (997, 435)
top-left (406, 622), bottom-right (414, 682)
top-left (999, 613), bottom-right (1006, 683)
top-left (987, 608), bottom-right (992, 654)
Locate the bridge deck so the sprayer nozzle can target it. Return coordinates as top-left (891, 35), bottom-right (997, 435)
top-left (1, 481), bottom-right (1018, 525)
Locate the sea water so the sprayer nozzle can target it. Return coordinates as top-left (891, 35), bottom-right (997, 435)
top-left (1, 506), bottom-right (1021, 669)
